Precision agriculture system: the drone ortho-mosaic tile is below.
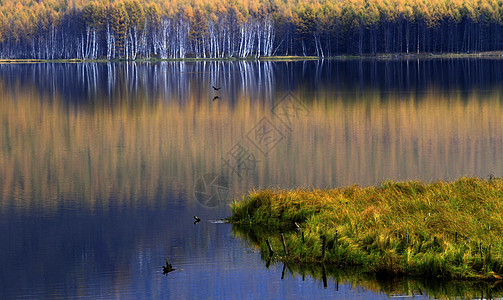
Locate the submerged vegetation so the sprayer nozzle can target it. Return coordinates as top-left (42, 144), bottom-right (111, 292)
top-left (4, 0), bottom-right (503, 59)
top-left (230, 177), bottom-right (503, 280)
top-left (229, 229), bottom-right (503, 298)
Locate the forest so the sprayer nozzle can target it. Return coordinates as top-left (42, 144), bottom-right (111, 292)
top-left (1, 0), bottom-right (503, 59)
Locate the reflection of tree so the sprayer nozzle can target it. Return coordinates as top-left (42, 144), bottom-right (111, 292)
top-left (3, 60), bottom-right (503, 106)
top-left (2, 61), bottom-right (503, 214)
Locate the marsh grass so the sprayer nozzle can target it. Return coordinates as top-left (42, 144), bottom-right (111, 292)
top-left (230, 177), bottom-right (503, 280)
top-left (3, 53), bottom-right (503, 64)
top-left (232, 225), bottom-right (503, 298)
top-left (278, 262), bottom-right (503, 298)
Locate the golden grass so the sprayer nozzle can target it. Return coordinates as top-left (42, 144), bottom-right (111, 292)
top-left (230, 178), bottom-right (503, 280)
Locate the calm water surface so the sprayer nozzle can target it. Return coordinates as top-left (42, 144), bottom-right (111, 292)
top-left (1, 60), bottom-right (503, 299)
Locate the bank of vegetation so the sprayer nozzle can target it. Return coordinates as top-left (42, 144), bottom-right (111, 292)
top-left (2, 0), bottom-right (503, 59)
top-left (230, 177), bottom-right (503, 280)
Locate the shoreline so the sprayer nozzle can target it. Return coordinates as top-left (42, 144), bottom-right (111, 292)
top-left (229, 177), bottom-right (503, 281)
top-left (1, 52), bottom-right (503, 64)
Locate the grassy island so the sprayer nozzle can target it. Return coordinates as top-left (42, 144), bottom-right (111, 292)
top-left (230, 177), bottom-right (503, 280)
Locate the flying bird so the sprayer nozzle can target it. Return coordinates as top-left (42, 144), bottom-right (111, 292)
top-left (194, 216), bottom-right (201, 224)
top-left (212, 96), bottom-right (220, 101)
top-left (212, 86), bottom-right (221, 91)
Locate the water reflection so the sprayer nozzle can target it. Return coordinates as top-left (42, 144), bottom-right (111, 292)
top-left (1, 59), bottom-right (503, 105)
top-left (1, 61), bottom-right (503, 214)
top-left (1, 60), bottom-right (503, 298)
top-left (0, 61), bottom-right (277, 104)
top-left (272, 263), bottom-right (503, 299)
top-left (232, 225), bottom-right (503, 299)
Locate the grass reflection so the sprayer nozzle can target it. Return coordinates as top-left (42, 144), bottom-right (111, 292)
top-left (232, 223), bottom-right (503, 299)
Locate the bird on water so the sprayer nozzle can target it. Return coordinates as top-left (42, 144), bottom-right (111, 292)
top-left (163, 258), bottom-right (175, 274)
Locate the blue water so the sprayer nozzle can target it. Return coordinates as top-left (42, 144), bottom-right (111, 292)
top-left (2, 60), bottom-right (503, 299)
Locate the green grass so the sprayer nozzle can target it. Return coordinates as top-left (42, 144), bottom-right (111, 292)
top-left (0, 56), bottom-right (317, 63)
top-left (229, 177), bottom-right (503, 280)
top-left (0, 58), bottom-right (106, 63)
top-left (259, 56), bottom-right (320, 60)
top-left (3, 52), bottom-right (503, 64)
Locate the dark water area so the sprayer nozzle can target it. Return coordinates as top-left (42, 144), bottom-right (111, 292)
top-left (1, 59), bottom-right (503, 299)
top-left (2, 59), bottom-right (503, 104)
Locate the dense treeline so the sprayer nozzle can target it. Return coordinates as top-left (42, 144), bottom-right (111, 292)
top-left (2, 0), bottom-right (503, 59)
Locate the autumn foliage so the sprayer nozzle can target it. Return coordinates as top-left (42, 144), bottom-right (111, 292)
top-left (1, 0), bottom-right (503, 58)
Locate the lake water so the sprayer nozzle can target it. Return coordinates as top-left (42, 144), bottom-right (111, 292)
top-left (1, 60), bottom-right (503, 299)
